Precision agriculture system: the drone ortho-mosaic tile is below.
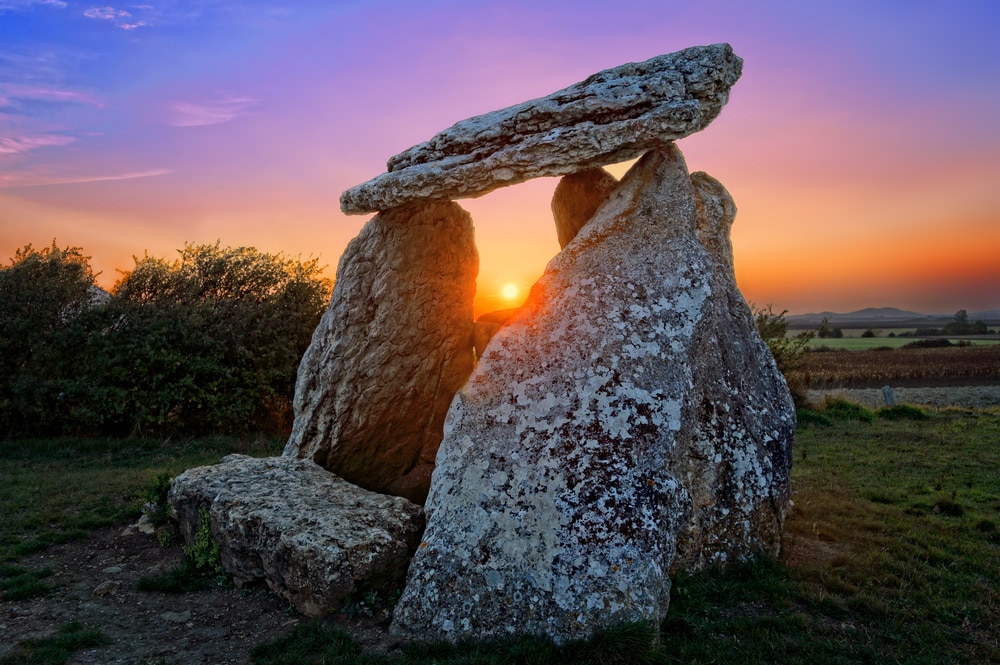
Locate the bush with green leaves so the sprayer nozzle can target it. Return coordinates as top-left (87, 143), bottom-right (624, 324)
top-left (0, 242), bottom-right (99, 436)
top-left (752, 304), bottom-right (814, 406)
top-left (78, 242), bottom-right (331, 435)
top-left (0, 240), bottom-right (331, 437)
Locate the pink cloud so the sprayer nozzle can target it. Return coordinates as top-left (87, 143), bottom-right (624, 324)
top-left (169, 96), bottom-right (258, 127)
top-left (83, 4), bottom-right (147, 29)
top-left (0, 167), bottom-right (170, 189)
top-left (0, 134), bottom-right (75, 155)
top-left (0, 84), bottom-right (103, 108)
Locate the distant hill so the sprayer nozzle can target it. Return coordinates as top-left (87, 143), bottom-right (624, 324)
top-left (786, 307), bottom-right (1000, 329)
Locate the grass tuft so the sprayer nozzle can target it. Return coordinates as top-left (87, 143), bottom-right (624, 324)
top-left (820, 397), bottom-right (875, 422)
top-left (795, 408), bottom-right (832, 427)
top-left (0, 564), bottom-right (55, 601)
top-left (0, 621), bottom-right (109, 665)
top-left (876, 404), bottom-right (928, 420)
top-left (250, 621), bottom-right (361, 664)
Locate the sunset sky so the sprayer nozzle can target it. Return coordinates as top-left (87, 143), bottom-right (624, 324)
top-left (1, 0), bottom-right (998, 316)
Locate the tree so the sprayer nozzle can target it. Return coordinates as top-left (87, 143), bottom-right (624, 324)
top-left (0, 242), bottom-right (99, 434)
top-left (82, 242), bottom-right (331, 436)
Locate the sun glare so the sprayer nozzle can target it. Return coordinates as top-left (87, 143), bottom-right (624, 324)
top-left (501, 282), bottom-right (519, 301)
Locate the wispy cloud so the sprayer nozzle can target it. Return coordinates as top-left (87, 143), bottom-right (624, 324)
top-left (0, 134), bottom-right (75, 155)
top-left (169, 96), bottom-right (258, 127)
top-left (0, 168), bottom-right (170, 189)
top-left (0, 0), bottom-right (67, 11)
top-left (83, 4), bottom-right (150, 29)
top-left (0, 85), bottom-right (104, 110)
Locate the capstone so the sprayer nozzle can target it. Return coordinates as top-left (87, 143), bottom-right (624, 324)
top-left (340, 44), bottom-right (742, 214)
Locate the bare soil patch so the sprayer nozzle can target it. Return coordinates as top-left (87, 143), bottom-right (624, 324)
top-left (0, 525), bottom-right (394, 664)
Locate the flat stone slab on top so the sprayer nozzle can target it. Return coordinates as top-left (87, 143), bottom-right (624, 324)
top-left (340, 43), bottom-right (742, 215)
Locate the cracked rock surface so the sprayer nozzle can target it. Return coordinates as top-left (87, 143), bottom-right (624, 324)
top-left (341, 43), bottom-right (742, 214)
top-left (284, 200), bottom-right (477, 502)
top-left (391, 144), bottom-right (793, 643)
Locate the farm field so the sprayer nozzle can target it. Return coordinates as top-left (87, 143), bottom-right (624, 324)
top-left (805, 336), bottom-right (1000, 351)
top-left (796, 344), bottom-right (1000, 389)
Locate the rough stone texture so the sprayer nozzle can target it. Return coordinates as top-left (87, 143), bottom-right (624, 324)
top-left (169, 455), bottom-right (425, 617)
top-left (284, 200), bottom-right (478, 500)
top-left (473, 307), bottom-right (519, 359)
top-left (341, 44), bottom-right (742, 214)
top-left (551, 168), bottom-right (619, 248)
top-left (669, 171), bottom-right (795, 571)
top-left (390, 145), bottom-right (794, 643)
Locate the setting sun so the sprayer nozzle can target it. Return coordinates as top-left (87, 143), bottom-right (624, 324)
top-left (501, 282), bottom-right (519, 301)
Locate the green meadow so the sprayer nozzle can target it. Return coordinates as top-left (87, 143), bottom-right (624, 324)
top-left (3, 404), bottom-right (999, 664)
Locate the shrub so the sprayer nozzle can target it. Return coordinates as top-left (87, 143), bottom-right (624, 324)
top-left (80, 242), bottom-right (331, 436)
top-left (821, 397), bottom-right (875, 423)
top-left (752, 304), bottom-right (814, 407)
top-left (0, 242), bottom-right (99, 436)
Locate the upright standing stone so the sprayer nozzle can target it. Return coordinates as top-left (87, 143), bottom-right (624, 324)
top-left (392, 146), bottom-right (703, 643)
top-left (284, 200), bottom-right (478, 501)
top-left (390, 145), bottom-right (795, 643)
top-left (551, 168), bottom-right (619, 248)
top-left (668, 171), bottom-right (795, 571)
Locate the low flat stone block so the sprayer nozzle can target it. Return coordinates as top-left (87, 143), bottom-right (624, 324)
top-left (169, 455), bottom-right (425, 617)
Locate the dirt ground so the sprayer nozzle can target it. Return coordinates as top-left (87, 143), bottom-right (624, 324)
top-left (0, 525), bottom-right (396, 664)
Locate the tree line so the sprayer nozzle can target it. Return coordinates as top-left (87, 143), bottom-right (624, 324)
top-left (0, 241), bottom-right (332, 438)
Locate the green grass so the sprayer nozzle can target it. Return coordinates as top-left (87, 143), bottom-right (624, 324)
top-left (0, 435), bottom-right (283, 562)
top-left (251, 619), bottom-right (660, 665)
top-left (4, 411), bottom-right (999, 664)
top-left (0, 564), bottom-right (55, 601)
top-left (0, 621), bottom-right (109, 665)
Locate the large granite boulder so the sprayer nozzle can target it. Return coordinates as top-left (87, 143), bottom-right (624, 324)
top-left (341, 44), bottom-right (742, 214)
top-left (284, 200), bottom-right (478, 500)
top-left (389, 145), bottom-right (794, 643)
top-left (169, 455), bottom-right (424, 617)
top-left (551, 168), bottom-right (619, 248)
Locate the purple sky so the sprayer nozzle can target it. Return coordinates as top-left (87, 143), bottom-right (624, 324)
top-left (2, 0), bottom-right (998, 314)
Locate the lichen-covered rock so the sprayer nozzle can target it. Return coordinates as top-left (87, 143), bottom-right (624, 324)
top-left (169, 455), bottom-right (424, 617)
top-left (284, 200), bottom-right (477, 500)
top-left (341, 44), bottom-right (742, 214)
top-left (670, 172), bottom-right (794, 571)
top-left (551, 168), bottom-right (619, 248)
top-left (390, 145), bottom-right (794, 643)
top-left (391, 146), bottom-right (701, 643)
top-left (473, 307), bottom-right (519, 359)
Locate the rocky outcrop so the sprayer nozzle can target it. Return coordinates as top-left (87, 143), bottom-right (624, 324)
top-left (551, 168), bottom-right (619, 248)
top-left (284, 200), bottom-right (478, 500)
top-left (341, 44), bottom-right (742, 214)
top-left (169, 455), bottom-right (424, 617)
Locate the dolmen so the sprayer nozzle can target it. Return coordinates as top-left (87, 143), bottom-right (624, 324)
top-left (169, 43), bottom-right (795, 643)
